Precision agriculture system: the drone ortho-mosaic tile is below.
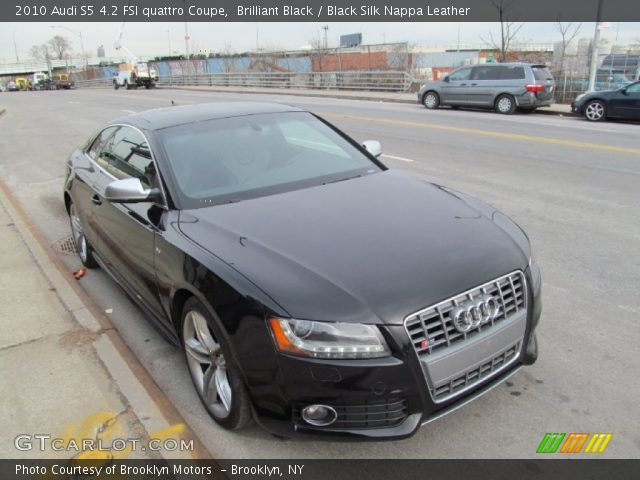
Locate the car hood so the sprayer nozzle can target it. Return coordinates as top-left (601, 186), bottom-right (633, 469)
top-left (178, 171), bottom-right (528, 325)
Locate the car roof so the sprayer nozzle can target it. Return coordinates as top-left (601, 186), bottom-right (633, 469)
top-left (109, 102), bottom-right (305, 131)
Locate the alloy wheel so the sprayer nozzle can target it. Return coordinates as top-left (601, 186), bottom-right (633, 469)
top-left (183, 310), bottom-right (232, 418)
top-left (69, 204), bottom-right (88, 263)
top-left (585, 102), bottom-right (605, 121)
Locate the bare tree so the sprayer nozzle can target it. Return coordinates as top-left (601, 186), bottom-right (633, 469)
top-left (480, 0), bottom-right (524, 62)
top-left (48, 35), bottom-right (71, 60)
top-left (30, 44), bottom-right (52, 63)
top-left (308, 33), bottom-right (326, 72)
top-left (554, 22), bottom-right (581, 77)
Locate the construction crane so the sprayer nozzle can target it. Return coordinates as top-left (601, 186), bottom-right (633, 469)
top-left (112, 22), bottom-right (158, 90)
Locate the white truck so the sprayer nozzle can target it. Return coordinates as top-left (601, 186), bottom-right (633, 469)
top-left (113, 62), bottom-right (158, 90)
top-left (112, 22), bottom-right (158, 90)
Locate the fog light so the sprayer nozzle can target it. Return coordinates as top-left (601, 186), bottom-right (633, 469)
top-left (301, 404), bottom-right (337, 426)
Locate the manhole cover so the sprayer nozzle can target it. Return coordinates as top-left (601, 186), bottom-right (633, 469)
top-left (53, 235), bottom-right (77, 255)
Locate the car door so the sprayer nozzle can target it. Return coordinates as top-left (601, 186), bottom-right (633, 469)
top-left (467, 65), bottom-right (500, 106)
top-left (71, 126), bottom-right (119, 252)
top-left (610, 82), bottom-right (640, 119)
top-left (92, 126), bottom-right (165, 319)
top-left (440, 67), bottom-right (473, 105)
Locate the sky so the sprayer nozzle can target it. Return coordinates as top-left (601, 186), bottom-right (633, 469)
top-left (1, 22), bottom-right (639, 63)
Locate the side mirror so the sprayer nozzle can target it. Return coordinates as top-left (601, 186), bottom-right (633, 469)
top-left (620, 87), bottom-right (628, 95)
top-left (104, 178), bottom-right (162, 204)
top-left (444, 76), bottom-right (450, 83)
top-left (362, 140), bottom-right (382, 158)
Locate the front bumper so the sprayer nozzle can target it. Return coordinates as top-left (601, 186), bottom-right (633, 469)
top-left (248, 269), bottom-right (542, 440)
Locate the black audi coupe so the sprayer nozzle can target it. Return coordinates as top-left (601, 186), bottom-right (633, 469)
top-left (63, 102), bottom-right (542, 439)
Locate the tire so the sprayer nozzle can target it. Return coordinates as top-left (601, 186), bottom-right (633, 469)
top-left (113, 81), bottom-right (119, 90)
top-left (68, 201), bottom-right (98, 269)
top-left (495, 94), bottom-right (516, 114)
top-left (125, 80), bottom-right (131, 90)
top-left (422, 91), bottom-right (440, 110)
top-left (181, 297), bottom-right (252, 430)
top-left (584, 100), bottom-right (606, 122)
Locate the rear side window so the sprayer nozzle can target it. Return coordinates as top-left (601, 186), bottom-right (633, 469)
top-left (532, 66), bottom-right (553, 81)
top-left (500, 66), bottom-right (526, 80)
top-left (471, 66), bottom-right (499, 81)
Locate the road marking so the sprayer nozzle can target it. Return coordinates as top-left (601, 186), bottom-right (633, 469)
top-left (121, 109), bottom-right (137, 114)
top-left (321, 112), bottom-right (640, 156)
top-left (382, 153), bottom-right (415, 163)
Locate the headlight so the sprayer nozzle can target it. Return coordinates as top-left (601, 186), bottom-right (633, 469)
top-left (268, 317), bottom-right (390, 359)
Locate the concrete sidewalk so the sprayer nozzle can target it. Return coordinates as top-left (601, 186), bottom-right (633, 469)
top-left (161, 85), bottom-right (573, 115)
top-left (0, 184), bottom-right (207, 460)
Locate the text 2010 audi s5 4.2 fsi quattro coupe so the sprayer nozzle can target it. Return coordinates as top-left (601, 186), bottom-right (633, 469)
top-left (63, 102), bottom-right (541, 440)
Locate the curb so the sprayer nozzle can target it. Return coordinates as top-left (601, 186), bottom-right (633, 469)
top-left (158, 86), bottom-right (572, 116)
top-left (0, 171), bottom-right (212, 461)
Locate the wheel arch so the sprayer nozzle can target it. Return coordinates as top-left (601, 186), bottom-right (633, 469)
top-left (493, 91), bottom-right (517, 105)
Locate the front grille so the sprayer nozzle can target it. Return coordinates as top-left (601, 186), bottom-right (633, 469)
top-left (431, 342), bottom-right (520, 401)
top-left (294, 398), bottom-right (408, 430)
top-left (404, 271), bottom-right (526, 357)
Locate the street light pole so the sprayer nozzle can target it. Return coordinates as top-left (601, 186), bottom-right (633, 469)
top-left (13, 30), bottom-right (20, 63)
top-left (587, 0), bottom-right (604, 92)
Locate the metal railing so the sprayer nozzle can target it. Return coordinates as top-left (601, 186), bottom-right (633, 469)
top-left (156, 71), bottom-right (413, 92)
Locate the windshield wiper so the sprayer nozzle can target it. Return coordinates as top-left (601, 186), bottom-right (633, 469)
top-left (323, 174), bottom-right (362, 185)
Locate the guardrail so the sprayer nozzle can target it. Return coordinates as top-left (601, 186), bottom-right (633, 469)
top-left (73, 78), bottom-right (113, 88)
top-left (156, 71), bottom-right (413, 92)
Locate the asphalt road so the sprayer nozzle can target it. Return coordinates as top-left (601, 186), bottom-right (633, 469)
top-left (0, 88), bottom-right (638, 458)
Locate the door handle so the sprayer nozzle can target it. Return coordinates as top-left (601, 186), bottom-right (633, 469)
top-left (471, 83), bottom-right (478, 86)
top-left (92, 195), bottom-right (102, 206)
top-left (460, 83), bottom-right (467, 86)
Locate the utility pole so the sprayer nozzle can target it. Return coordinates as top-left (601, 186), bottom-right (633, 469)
top-left (183, 1), bottom-right (190, 60)
top-left (587, 0), bottom-right (604, 92)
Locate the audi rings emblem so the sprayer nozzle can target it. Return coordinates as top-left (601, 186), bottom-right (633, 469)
top-left (450, 295), bottom-right (499, 333)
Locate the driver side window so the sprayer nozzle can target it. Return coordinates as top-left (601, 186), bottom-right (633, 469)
top-left (626, 83), bottom-right (640, 93)
top-left (97, 127), bottom-right (156, 188)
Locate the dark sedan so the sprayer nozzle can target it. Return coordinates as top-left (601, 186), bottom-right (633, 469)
top-left (63, 102), bottom-right (542, 439)
top-left (572, 81), bottom-right (640, 121)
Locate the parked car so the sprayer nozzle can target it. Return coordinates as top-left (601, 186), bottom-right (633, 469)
top-left (418, 63), bottom-right (555, 114)
top-left (7, 81), bottom-right (18, 92)
top-left (571, 81), bottom-right (640, 121)
top-left (64, 103), bottom-right (542, 439)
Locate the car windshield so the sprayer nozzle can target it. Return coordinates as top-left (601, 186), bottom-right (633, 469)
top-left (159, 111), bottom-right (381, 208)
top-left (532, 66), bottom-right (553, 81)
